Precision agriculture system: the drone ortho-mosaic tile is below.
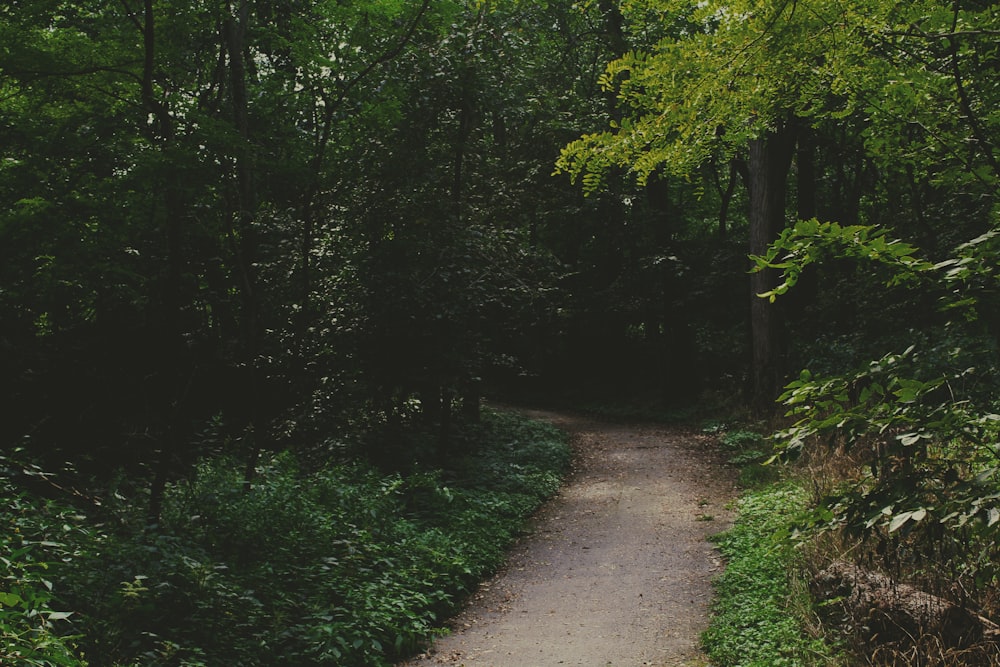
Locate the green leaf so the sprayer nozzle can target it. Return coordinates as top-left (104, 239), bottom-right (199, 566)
top-left (975, 468), bottom-right (997, 484)
top-left (0, 592), bottom-right (23, 607)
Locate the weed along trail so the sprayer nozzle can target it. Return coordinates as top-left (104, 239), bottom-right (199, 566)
top-left (399, 409), bottom-right (738, 667)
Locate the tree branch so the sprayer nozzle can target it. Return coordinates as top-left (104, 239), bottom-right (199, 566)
top-left (944, 1), bottom-right (1000, 178)
top-left (296, 0), bottom-right (433, 301)
top-left (119, 0), bottom-right (144, 33)
top-left (303, 0), bottom-right (433, 201)
top-left (5, 63), bottom-right (143, 84)
top-left (885, 28), bottom-right (1000, 40)
top-left (316, 0), bottom-right (434, 157)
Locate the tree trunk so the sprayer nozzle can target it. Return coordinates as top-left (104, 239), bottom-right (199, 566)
top-left (461, 377), bottom-right (481, 422)
top-left (748, 127), bottom-right (795, 414)
top-left (223, 1), bottom-right (256, 324)
top-left (453, 67), bottom-right (474, 222)
top-left (796, 130), bottom-right (816, 222)
top-left (223, 1), bottom-right (265, 489)
top-left (140, 0), bottom-right (188, 525)
top-left (787, 130), bottom-right (819, 316)
top-left (711, 158), bottom-right (741, 240)
top-left (438, 386), bottom-right (454, 453)
top-left (812, 561), bottom-right (1000, 648)
top-left (599, 0), bottom-right (627, 57)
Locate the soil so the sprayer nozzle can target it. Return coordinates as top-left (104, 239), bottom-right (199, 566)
top-left (398, 407), bottom-right (739, 667)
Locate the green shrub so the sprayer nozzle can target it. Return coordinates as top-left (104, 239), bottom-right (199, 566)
top-left (0, 463), bottom-right (88, 667)
top-left (719, 430), bottom-right (765, 451)
top-left (715, 428), bottom-right (780, 487)
top-left (703, 483), bottom-right (841, 667)
top-left (45, 409), bottom-right (570, 667)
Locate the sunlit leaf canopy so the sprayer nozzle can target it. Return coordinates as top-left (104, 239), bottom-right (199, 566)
top-left (557, 0), bottom-right (1000, 193)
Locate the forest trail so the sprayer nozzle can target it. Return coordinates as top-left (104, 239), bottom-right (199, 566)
top-left (399, 408), bottom-right (739, 667)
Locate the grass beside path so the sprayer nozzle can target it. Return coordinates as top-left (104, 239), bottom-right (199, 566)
top-left (703, 482), bottom-right (840, 667)
top-left (700, 424), bottom-right (847, 667)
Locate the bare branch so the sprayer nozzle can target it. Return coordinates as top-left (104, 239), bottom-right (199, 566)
top-left (4, 63), bottom-right (143, 84)
top-left (118, 0), bottom-right (144, 33)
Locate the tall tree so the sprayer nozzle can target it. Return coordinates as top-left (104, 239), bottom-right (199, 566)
top-left (554, 0), bottom-right (996, 410)
top-left (0, 0), bottom-right (453, 481)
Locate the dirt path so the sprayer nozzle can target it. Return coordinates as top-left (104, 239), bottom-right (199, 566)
top-left (399, 408), bottom-right (739, 667)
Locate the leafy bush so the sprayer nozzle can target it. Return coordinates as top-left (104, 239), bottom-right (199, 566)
top-left (716, 428), bottom-right (779, 486)
top-left (0, 461), bottom-right (88, 667)
top-left (720, 430), bottom-right (765, 451)
top-left (37, 409), bottom-right (570, 667)
top-left (756, 220), bottom-right (1000, 660)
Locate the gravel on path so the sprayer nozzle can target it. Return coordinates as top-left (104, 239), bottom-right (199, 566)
top-left (398, 408), bottom-right (739, 667)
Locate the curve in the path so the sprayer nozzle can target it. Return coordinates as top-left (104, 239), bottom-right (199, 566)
top-left (399, 409), bottom-right (738, 667)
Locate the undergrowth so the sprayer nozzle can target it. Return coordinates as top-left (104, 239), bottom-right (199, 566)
top-left (703, 481), bottom-right (842, 667)
top-left (1, 409), bottom-right (571, 667)
top-left (707, 409), bottom-right (1000, 667)
top-left (701, 423), bottom-right (845, 667)
top-left (0, 465), bottom-right (90, 667)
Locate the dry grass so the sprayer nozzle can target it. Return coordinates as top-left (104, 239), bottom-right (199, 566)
top-left (867, 636), bottom-right (1000, 667)
top-left (784, 443), bottom-right (1000, 666)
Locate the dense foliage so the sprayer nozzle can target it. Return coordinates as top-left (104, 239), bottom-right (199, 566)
top-left (5, 0), bottom-right (1000, 663)
top-left (0, 0), bottom-right (754, 493)
top-left (1, 411), bottom-right (569, 666)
